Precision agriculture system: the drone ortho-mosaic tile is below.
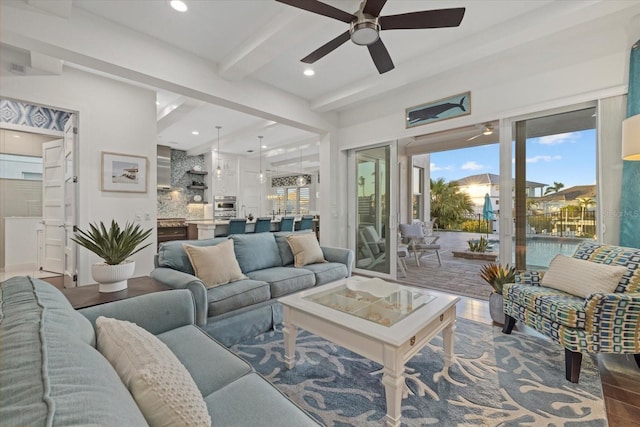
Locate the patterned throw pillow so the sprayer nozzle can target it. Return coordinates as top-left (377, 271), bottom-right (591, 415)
top-left (541, 254), bottom-right (628, 298)
top-left (183, 239), bottom-right (247, 288)
top-left (96, 316), bottom-right (211, 427)
top-left (286, 233), bottom-right (326, 268)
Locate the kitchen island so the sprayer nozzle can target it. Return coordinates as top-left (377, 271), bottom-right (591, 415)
top-left (187, 217), bottom-right (317, 239)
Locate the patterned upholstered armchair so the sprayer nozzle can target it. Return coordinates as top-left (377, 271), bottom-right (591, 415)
top-left (502, 242), bottom-right (640, 383)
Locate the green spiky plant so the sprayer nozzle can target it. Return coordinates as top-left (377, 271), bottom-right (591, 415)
top-left (72, 220), bottom-right (152, 265)
top-left (479, 263), bottom-right (517, 294)
top-left (467, 236), bottom-right (489, 253)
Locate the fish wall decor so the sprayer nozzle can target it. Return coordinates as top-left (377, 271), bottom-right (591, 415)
top-left (405, 92), bottom-right (471, 128)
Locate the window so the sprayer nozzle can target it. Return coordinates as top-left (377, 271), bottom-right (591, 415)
top-left (272, 186), bottom-right (310, 214)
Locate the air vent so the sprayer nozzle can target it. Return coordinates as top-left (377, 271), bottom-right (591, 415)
top-left (10, 63), bottom-right (26, 75)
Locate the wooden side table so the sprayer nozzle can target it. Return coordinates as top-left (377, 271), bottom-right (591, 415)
top-left (61, 276), bottom-right (170, 309)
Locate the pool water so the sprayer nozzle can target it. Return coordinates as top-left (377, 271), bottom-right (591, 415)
top-left (491, 237), bottom-right (585, 270)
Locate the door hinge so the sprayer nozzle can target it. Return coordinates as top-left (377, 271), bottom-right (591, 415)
top-left (73, 274), bottom-right (78, 282)
top-left (73, 127), bottom-right (78, 135)
top-left (73, 176), bottom-right (78, 183)
top-left (73, 225), bottom-right (78, 232)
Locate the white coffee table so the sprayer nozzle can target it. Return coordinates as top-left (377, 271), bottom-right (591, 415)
top-left (279, 276), bottom-right (460, 427)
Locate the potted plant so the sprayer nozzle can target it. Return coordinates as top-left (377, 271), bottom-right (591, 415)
top-left (72, 220), bottom-right (152, 293)
top-left (479, 263), bottom-right (517, 325)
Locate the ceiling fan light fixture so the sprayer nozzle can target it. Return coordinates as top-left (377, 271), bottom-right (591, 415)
top-left (350, 20), bottom-right (380, 46)
top-left (483, 125), bottom-right (494, 135)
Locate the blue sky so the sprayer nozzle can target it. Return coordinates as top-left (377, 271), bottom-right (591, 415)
top-left (430, 129), bottom-right (596, 190)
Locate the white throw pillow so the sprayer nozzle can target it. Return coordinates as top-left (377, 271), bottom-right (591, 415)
top-left (183, 240), bottom-right (247, 288)
top-left (286, 233), bottom-right (327, 268)
top-left (541, 254), bottom-right (627, 298)
top-left (95, 316), bottom-right (211, 427)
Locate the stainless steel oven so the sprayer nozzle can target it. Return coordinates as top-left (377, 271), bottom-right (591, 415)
top-left (213, 196), bottom-right (237, 219)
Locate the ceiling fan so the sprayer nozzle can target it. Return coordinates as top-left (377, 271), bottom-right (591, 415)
top-left (275, 0), bottom-right (465, 74)
top-left (466, 123), bottom-right (495, 141)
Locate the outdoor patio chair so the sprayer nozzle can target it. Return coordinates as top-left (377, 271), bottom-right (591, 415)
top-left (358, 225), bottom-right (386, 269)
top-left (399, 222), bottom-right (441, 266)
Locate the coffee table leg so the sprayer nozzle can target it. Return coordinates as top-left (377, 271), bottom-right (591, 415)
top-left (282, 307), bottom-right (298, 369)
top-left (381, 346), bottom-right (404, 427)
top-left (443, 319), bottom-right (456, 367)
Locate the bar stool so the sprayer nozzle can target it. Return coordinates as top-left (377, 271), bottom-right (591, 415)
top-left (299, 215), bottom-right (314, 231)
top-left (279, 216), bottom-right (295, 232)
top-left (228, 218), bottom-right (247, 235)
top-left (254, 217), bottom-right (272, 233)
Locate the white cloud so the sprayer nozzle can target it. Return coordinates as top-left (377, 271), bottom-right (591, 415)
top-left (461, 161), bottom-right (485, 171)
top-left (536, 132), bottom-right (579, 145)
top-left (526, 155), bottom-right (562, 163)
top-left (430, 162), bottom-right (454, 172)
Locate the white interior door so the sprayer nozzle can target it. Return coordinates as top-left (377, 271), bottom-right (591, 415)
top-left (42, 139), bottom-right (64, 274)
top-left (63, 116), bottom-right (77, 287)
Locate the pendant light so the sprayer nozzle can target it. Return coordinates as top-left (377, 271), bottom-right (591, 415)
top-left (257, 136), bottom-right (266, 184)
top-left (214, 126), bottom-right (223, 181)
top-left (296, 145), bottom-right (306, 187)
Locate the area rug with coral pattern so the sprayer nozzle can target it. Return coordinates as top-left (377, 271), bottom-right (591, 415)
top-left (231, 318), bottom-right (605, 426)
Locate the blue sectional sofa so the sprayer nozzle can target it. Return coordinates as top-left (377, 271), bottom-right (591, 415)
top-left (151, 230), bottom-right (354, 346)
top-left (0, 276), bottom-right (320, 427)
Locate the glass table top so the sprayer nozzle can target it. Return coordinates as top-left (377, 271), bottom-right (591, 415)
top-left (304, 278), bottom-right (436, 327)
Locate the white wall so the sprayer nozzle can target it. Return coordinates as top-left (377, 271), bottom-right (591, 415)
top-left (1, 63), bottom-right (157, 285)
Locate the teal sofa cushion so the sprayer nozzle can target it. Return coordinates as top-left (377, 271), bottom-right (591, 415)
top-left (247, 267), bottom-right (315, 298)
top-left (231, 233), bottom-right (282, 273)
top-left (274, 230), bottom-right (313, 266)
top-left (204, 373), bottom-right (319, 426)
top-left (302, 262), bottom-right (349, 285)
top-left (0, 277), bottom-right (148, 427)
top-left (207, 278), bottom-right (271, 316)
top-left (156, 325), bottom-right (252, 397)
top-left (158, 237), bottom-right (228, 275)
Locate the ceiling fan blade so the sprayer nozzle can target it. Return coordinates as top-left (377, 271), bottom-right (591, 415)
top-left (380, 8), bottom-right (465, 30)
top-left (301, 31), bottom-right (351, 64)
top-left (466, 134), bottom-right (482, 141)
top-left (275, 0), bottom-right (355, 23)
top-left (367, 38), bottom-right (394, 74)
top-left (363, 0), bottom-right (388, 17)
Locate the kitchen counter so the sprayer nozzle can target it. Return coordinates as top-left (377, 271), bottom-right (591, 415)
top-left (186, 217), bottom-right (317, 239)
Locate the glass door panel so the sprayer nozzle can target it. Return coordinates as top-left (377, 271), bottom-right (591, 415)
top-left (513, 107), bottom-right (597, 270)
top-left (354, 146), bottom-right (391, 275)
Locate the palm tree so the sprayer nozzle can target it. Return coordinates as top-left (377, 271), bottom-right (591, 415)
top-left (358, 176), bottom-right (365, 197)
top-left (577, 197), bottom-right (595, 235)
top-left (430, 178), bottom-right (473, 229)
top-left (544, 181), bottom-right (565, 195)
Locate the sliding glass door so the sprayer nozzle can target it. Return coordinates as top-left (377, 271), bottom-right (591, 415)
top-left (512, 107), bottom-right (597, 270)
top-left (350, 143), bottom-right (397, 278)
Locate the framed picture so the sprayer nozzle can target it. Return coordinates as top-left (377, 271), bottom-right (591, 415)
top-left (101, 151), bottom-right (148, 193)
top-left (405, 91), bottom-right (471, 128)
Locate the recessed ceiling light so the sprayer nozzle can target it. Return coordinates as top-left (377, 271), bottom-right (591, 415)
top-left (303, 68), bottom-right (315, 77)
top-left (155, 101), bottom-right (160, 106)
top-left (262, 145), bottom-right (267, 149)
top-left (191, 131), bottom-right (199, 135)
top-left (170, 0), bottom-right (188, 12)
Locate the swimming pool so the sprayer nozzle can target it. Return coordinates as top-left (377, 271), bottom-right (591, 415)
top-left (491, 237), bottom-right (586, 270)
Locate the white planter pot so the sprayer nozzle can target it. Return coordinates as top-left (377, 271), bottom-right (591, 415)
top-left (91, 261), bottom-right (135, 293)
top-left (489, 292), bottom-right (505, 325)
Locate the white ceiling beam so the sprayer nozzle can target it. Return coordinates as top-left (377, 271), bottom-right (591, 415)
top-left (186, 120), bottom-right (278, 156)
top-left (157, 98), bottom-right (204, 133)
top-left (27, 0), bottom-right (72, 19)
top-left (219, 9), bottom-right (323, 81)
top-left (29, 51), bottom-right (63, 75)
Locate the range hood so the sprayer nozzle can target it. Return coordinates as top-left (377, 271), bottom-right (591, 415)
top-left (157, 145), bottom-right (171, 189)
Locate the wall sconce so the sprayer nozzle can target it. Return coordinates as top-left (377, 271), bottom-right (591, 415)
top-left (622, 114), bottom-right (640, 160)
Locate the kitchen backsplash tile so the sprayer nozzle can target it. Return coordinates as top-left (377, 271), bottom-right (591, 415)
top-left (157, 149), bottom-right (206, 219)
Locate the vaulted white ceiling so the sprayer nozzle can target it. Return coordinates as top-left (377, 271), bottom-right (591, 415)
top-left (3, 0), bottom-right (639, 173)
